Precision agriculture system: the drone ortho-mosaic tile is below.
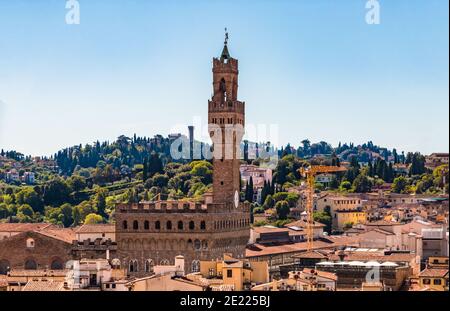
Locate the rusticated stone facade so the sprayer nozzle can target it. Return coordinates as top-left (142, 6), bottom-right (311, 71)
top-left (115, 36), bottom-right (250, 276)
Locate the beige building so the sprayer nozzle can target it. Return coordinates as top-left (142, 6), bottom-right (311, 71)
top-left (313, 194), bottom-right (366, 231)
top-left (425, 153), bottom-right (449, 169)
top-left (126, 273), bottom-right (204, 291)
top-left (334, 209), bottom-right (367, 231)
top-left (75, 224), bottom-right (116, 243)
top-left (5, 269), bottom-right (68, 291)
top-left (252, 269), bottom-right (337, 291)
top-left (315, 195), bottom-right (362, 213)
top-left (195, 253), bottom-right (269, 291)
top-left (66, 258), bottom-right (126, 290)
top-left (240, 164), bottom-right (273, 203)
top-left (418, 268), bottom-right (449, 291)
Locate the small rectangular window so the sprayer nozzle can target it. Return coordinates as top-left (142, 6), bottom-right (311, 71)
top-left (433, 279), bottom-right (442, 285)
top-left (227, 269), bottom-right (233, 278)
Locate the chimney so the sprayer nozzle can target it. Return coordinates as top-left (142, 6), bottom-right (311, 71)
top-left (337, 250), bottom-right (346, 262)
top-left (174, 255), bottom-right (185, 276)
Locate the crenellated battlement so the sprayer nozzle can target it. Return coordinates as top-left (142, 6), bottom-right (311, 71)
top-left (208, 100), bottom-right (245, 114)
top-left (213, 57), bottom-right (238, 72)
top-left (116, 201), bottom-right (250, 214)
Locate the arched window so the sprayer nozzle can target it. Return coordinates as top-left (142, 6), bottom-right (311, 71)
top-left (178, 221), bottom-right (184, 230)
top-left (144, 220), bottom-right (150, 230)
top-left (25, 259), bottom-right (37, 270)
top-left (0, 259), bottom-right (10, 275)
top-left (201, 240), bottom-right (208, 250)
top-left (166, 221), bottom-right (172, 230)
top-left (50, 258), bottom-right (64, 270)
top-left (133, 220), bottom-right (139, 230)
top-left (111, 258), bottom-right (121, 269)
top-left (145, 259), bottom-right (154, 273)
top-left (122, 220), bottom-right (128, 230)
top-left (160, 259), bottom-right (170, 266)
top-left (189, 221), bottom-right (195, 230)
top-left (200, 221), bottom-right (206, 230)
top-left (129, 259), bottom-right (138, 273)
top-left (191, 260), bottom-right (200, 273)
top-left (155, 221), bottom-right (161, 230)
top-left (194, 239), bottom-right (201, 250)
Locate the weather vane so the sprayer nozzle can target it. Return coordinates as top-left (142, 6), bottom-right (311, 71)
top-left (224, 27), bottom-right (229, 45)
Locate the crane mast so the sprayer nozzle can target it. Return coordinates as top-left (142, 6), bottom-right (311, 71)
top-left (299, 165), bottom-right (347, 251)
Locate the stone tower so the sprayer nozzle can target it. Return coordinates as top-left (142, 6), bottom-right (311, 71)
top-left (208, 31), bottom-right (245, 206)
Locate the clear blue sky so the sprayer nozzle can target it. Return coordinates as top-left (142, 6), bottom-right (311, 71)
top-left (0, 0), bottom-right (448, 157)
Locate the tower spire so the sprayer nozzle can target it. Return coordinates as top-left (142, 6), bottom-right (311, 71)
top-left (220, 27), bottom-right (231, 61)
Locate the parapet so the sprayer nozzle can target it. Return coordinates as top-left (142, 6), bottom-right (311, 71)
top-left (116, 201), bottom-right (207, 213)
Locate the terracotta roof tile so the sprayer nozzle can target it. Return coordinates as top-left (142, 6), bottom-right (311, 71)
top-left (285, 219), bottom-right (326, 228)
top-left (419, 268), bottom-right (449, 278)
top-left (75, 224), bottom-right (115, 234)
top-left (327, 252), bottom-right (416, 263)
top-left (22, 280), bottom-right (66, 291)
top-left (0, 223), bottom-right (54, 232)
top-left (38, 228), bottom-right (76, 243)
top-left (292, 250), bottom-right (330, 259)
top-left (246, 236), bottom-right (358, 258)
top-left (316, 270), bottom-right (338, 281)
top-left (365, 220), bottom-right (402, 226)
top-left (8, 269), bottom-right (69, 277)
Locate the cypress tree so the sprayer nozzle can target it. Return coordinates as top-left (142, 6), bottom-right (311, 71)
top-left (143, 158), bottom-right (148, 182)
top-left (248, 177), bottom-right (254, 203)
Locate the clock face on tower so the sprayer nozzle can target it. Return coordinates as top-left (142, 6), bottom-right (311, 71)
top-left (234, 190), bottom-right (239, 208)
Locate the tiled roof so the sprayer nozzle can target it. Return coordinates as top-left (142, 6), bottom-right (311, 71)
top-left (0, 223), bottom-right (76, 243)
top-left (38, 228), bottom-right (76, 243)
top-left (8, 269), bottom-right (69, 277)
top-left (327, 252), bottom-right (416, 263)
top-left (253, 226), bottom-right (290, 234)
top-left (359, 228), bottom-right (395, 236)
top-left (75, 224), bottom-right (115, 234)
top-left (285, 219), bottom-right (326, 228)
top-left (365, 220), bottom-right (402, 226)
top-left (245, 236), bottom-right (358, 258)
top-left (419, 268), bottom-right (449, 278)
top-left (316, 270), bottom-right (338, 281)
top-left (22, 280), bottom-right (66, 291)
top-left (0, 223), bottom-right (54, 232)
top-left (292, 250), bottom-right (329, 259)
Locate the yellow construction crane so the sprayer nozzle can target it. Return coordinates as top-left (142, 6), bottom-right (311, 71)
top-left (298, 165), bottom-right (347, 251)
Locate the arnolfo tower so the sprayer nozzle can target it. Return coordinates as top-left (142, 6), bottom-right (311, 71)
top-left (208, 30), bottom-right (245, 206)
